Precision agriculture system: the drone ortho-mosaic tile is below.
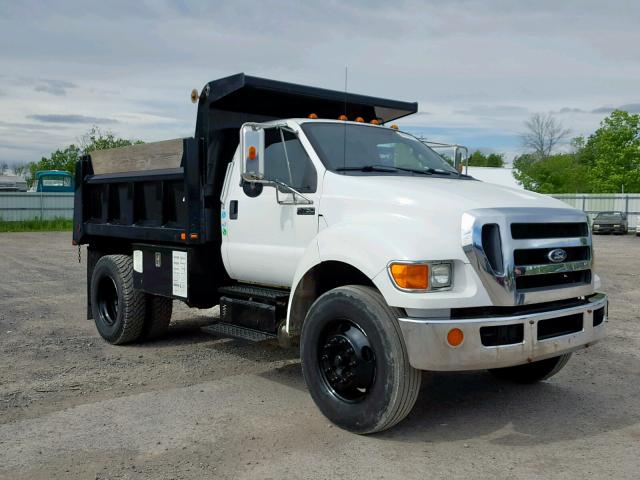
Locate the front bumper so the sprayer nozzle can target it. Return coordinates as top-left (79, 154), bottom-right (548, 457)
top-left (398, 293), bottom-right (607, 371)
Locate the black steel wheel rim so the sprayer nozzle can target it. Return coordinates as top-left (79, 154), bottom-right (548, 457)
top-left (97, 276), bottom-right (119, 326)
top-left (318, 319), bottom-right (376, 403)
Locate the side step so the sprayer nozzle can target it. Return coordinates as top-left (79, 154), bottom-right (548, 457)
top-left (218, 285), bottom-right (290, 302)
top-left (202, 322), bottom-right (277, 342)
top-left (217, 284), bottom-right (290, 334)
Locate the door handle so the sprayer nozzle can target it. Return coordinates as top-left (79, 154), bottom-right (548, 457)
top-left (297, 207), bottom-right (315, 216)
top-left (229, 200), bottom-right (238, 219)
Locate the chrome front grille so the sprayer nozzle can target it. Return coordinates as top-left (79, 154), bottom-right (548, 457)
top-left (462, 208), bottom-right (594, 306)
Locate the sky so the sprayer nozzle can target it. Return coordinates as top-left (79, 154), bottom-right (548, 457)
top-left (1, 0), bottom-right (639, 168)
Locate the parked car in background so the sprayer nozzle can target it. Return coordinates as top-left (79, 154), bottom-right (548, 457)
top-left (34, 170), bottom-right (74, 193)
top-left (0, 175), bottom-right (28, 192)
top-left (592, 211), bottom-right (628, 234)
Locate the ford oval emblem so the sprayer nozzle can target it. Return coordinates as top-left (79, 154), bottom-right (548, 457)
top-left (548, 248), bottom-right (568, 263)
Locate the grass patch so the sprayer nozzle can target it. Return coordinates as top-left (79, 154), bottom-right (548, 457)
top-left (0, 217), bottom-right (73, 232)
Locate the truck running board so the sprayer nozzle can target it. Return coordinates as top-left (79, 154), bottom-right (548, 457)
top-left (217, 285), bottom-right (290, 334)
top-left (202, 322), bottom-right (277, 342)
top-left (218, 285), bottom-right (290, 302)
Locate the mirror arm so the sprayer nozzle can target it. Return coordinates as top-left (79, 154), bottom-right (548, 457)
top-left (273, 180), bottom-right (313, 205)
top-left (279, 127), bottom-right (294, 186)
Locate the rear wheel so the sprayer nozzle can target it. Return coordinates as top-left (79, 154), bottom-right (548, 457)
top-left (300, 285), bottom-right (421, 434)
top-left (488, 353), bottom-right (572, 384)
top-left (91, 254), bottom-right (145, 345)
top-left (141, 295), bottom-right (173, 340)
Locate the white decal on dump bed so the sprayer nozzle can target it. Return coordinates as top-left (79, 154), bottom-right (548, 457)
top-left (172, 251), bottom-right (188, 298)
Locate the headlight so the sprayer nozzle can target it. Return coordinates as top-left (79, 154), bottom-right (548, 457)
top-left (614, 224), bottom-right (620, 228)
top-left (430, 263), bottom-right (453, 289)
top-left (593, 224), bottom-right (600, 229)
top-left (388, 261), bottom-right (453, 292)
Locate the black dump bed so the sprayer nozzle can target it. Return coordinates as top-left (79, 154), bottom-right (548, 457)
top-left (73, 73), bottom-right (417, 248)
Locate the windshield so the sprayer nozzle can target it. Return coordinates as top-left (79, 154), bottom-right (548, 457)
top-left (301, 123), bottom-right (460, 176)
top-left (41, 176), bottom-right (71, 187)
top-left (595, 212), bottom-right (623, 221)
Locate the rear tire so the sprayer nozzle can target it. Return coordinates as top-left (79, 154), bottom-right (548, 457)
top-left (488, 353), bottom-right (572, 384)
top-left (91, 254), bottom-right (145, 345)
top-left (141, 295), bottom-right (173, 340)
top-left (300, 285), bottom-right (421, 434)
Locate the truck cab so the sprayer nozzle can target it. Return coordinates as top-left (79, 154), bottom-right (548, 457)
top-left (35, 170), bottom-right (74, 193)
top-left (73, 74), bottom-right (607, 434)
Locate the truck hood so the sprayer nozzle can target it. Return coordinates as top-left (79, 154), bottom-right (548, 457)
top-left (318, 173), bottom-right (582, 264)
top-left (321, 173), bottom-right (568, 221)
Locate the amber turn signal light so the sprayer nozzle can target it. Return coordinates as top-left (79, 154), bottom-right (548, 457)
top-left (248, 145), bottom-right (257, 160)
top-left (447, 328), bottom-right (464, 347)
top-left (389, 263), bottom-right (429, 290)
top-left (338, 114), bottom-right (348, 121)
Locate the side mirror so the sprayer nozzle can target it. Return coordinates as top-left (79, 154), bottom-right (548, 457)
top-left (240, 124), bottom-right (265, 181)
top-left (454, 146), bottom-right (468, 173)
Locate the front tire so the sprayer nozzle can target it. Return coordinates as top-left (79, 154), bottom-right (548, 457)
top-left (300, 285), bottom-right (421, 434)
top-left (488, 353), bottom-right (572, 384)
top-left (91, 254), bottom-right (146, 345)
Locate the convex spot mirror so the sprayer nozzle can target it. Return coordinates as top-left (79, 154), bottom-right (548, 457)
top-left (240, 125), bottom-right (265, 181)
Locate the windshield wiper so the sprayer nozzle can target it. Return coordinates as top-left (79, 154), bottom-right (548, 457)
top-left (335, 165), bottom-right (399, 173)
top-left (396, 166), bottom-right (470, 177)
top-left (335, 164), bottom-right (467, 177)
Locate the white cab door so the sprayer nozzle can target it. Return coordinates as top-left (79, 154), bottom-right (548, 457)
top-left (222, 127), bottom-right (320, 287)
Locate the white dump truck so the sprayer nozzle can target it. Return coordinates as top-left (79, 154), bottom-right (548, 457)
top-left (73, 74), bottom-right (607, 433)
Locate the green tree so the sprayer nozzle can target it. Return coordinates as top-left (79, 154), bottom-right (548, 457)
top-left (26, 126), bottom-right (142, 187)
top-left (583, 110), bottom-right (640, 193)
top-left (468, 150), bottom-right (505, 167)
top-left (513, 110), bottom-right (640, 193)
top-left (513, 153), bottom-right (587, 193)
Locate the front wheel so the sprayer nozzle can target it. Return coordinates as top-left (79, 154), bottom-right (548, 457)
top-left (300, 285), bottom-right (421, 434)
top-left (488, 354), bottom-right (572, 384)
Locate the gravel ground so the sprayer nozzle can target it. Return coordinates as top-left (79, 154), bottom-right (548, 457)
top-left (1, 232), bottom-right (639, 479)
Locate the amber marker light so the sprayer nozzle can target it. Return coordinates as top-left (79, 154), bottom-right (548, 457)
top-left (338, 114), bottom-right (348, 121)
top-left (390, 124), bottom-right (399, 129)
top-left (389, 263), bottom-right (429, 290)
top-left (447, 328), bottom-right (464, 347)
top-left (180, 232), bottom-right (187, 241)
top-left (248, 145), bottom-right (257, 160)
top-left (355, 116), bottom-right (364, 123)
top-left (308, 113), bottom-right (318, 119)
top-left (370, 119), bottom-right (380, 125)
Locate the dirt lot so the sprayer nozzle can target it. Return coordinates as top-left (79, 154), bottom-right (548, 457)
top-left (1, 232), bottom-right (639, 479)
